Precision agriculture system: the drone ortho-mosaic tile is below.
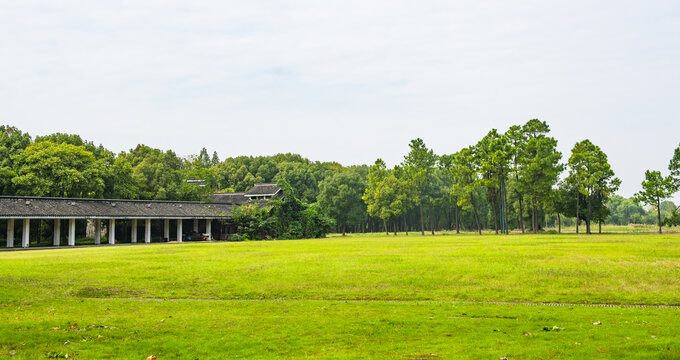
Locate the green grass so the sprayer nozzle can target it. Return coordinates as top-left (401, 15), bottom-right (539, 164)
top-left (1, 233), bottom-right (679, 359)
top-left (542, 224), bottom-right (679, 234)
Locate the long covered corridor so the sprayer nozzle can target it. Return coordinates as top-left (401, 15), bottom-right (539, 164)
top-left (0, 196), bottom-right (233, 249)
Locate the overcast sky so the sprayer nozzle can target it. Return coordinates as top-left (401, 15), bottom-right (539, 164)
top-left (1, 1), bottom-right (679, 200)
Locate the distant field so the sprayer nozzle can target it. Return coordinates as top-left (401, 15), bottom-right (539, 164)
top-left (1, 233), bottom-right (679, 359)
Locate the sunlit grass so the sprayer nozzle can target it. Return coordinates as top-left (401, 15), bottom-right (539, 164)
top-left (1, 233), bottom-right (679, 358)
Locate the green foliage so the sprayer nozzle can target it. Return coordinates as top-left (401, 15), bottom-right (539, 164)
top-left (12, 142), bottom-right (105, 198)
top-left (230, 180), bottom-right (334, 240)
top-left (104, 157), bottom-right (141, 199)
top-left (197, 147), bottom-right (211, 168)
top-left (635, 170), bottom-right (677, 206)
top-left (567, 139), bottom-right (620, 233)
top-left (668, 143), bottom-right (680, 193)
top-left (517, 120), bottom-right (564, 232)
top-left (402, 138), bottom-right (437, 198)
top-left (363, 159), bottom-right (389, 219)
top-left (270, 180), bottom-right (334, 239)
top-left (402, 138), bottom-right (438, 233)
top-left (605, 195), bottom-right (649, 225)
top-left (212, 154), bottom-right (341, 203)
top-left (0, 123), bottom-right (676, 235)
top-left (299, 203), bottom-right (335, 239)
top-left (374, 173), bottom-right (415, 223)
top-left (317, 170), bottom-right (367, 234)
top-left (230, 203), bottom-right (276, 240)
top-left (634, 170), bottom-right (677, 232)
top-left (34, 132), bottom-right (108, 159)
top-left (0, 125), bottom-right (31, 195)
top-left (449, 148), bottom-right (479, 211)
top-left (210, 151), bottom-right (220, 167)
top-left (363, 159), bottom-right (418, 234)
top-left (664, 207), bottom-right (680, 227)
top-left (119, 145), bottom-right (185, 200)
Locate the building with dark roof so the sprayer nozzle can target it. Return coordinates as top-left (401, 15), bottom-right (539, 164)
top-left (211, 183), bottom-right (283, 204)
top-left (210, 192), bottom-right (248, 205)
top-left (0, 183), bottom-right (282, 250)
top-left (0, 196), bottom-right (234, 249)
top-left (243, 183), bottom-right (283, 200)
top-left (0, 197), bottom-right (232, 220)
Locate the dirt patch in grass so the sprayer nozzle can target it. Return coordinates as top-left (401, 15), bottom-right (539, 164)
top-left (72, 286), bottom-right (144, 298)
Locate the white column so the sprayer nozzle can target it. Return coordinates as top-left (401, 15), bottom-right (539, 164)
top-left (68, 218), bottom-right (76, 246)
top-left (53, 220), bottom-right (61, 246)
top-left (205, 219), bottom-right (212, 240)
top-left (94, 220), bottom-right (101, 245)
top-left (108, 219), bottom-right (116, 245)
top-left (193, 219), bottom-right (199, 233)
top-left (176, 219), bottom-right (183, 242)
top-left (145, 219), bottom-right (151, 243)
top-left (6, 219), bottom-right (14, 248)
top-left (21, 218), bottom-right (30, 248)
top-left (164, 219), bottom-right (170, 241)
top-left (131, 219), bottom-right (138, 243)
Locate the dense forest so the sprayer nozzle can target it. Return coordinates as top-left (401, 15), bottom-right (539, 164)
top-left (1, 122), bottom-right (679, 239)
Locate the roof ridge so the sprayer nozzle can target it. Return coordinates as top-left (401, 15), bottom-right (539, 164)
top-left (0, 195), bottom-right (209, 205)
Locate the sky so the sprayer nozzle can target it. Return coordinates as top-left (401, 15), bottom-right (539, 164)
top-left (1, 1), bottom-right (679, 201)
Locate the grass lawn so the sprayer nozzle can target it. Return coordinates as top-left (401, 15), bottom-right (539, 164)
top-left (0, 233), bottom-right (679, 359)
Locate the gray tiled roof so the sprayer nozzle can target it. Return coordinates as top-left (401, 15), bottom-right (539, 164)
top-left (244, 183), bottom-right (281, 196)
top-left (211, 192), bottom-right (248, 204)
top-left (0, 196), bottom-right (232, 219)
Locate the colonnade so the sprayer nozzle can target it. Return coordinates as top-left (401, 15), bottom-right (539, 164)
top-left (3, 218), bottom-right (213, 249)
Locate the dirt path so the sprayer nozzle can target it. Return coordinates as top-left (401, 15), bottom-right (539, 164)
top-left (94, 297), bottom-right (680, 309)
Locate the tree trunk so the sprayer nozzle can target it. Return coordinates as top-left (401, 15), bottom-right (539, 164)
top-left (429, 204), bottom-right (434, 235)
top-left (384, 219), bottom-right (388, 236)
top-left (342, 224), bottom-right (346, 236)
top-left (491, 190), bottom-right (499, 235)
top-left (419, 203), bottom-right (425, 235)
top-left (518, 193), bottom-right (525, 233)
top-left (404, 213), bottom-right (409, 235)
top-left (558, 212), bottom-right (561, 233)
top-left (531, 199), bottom-right (536, 234)
top-left (394, 220), bottom-right (397, 236)
top-left (587, 195), bottom-right (592, 234)
top-left (657, 197), bottom-right (662, 234)
top-left (471, 194), bottom-right (482, 235)
top-left (502, 178), bottom-right (508, 235)
top-left (532, 202), bottom-right (537, 234)
top-left (454, 203), bottom-right (460, 234)
top-left (599, 220), bottom-right (602, 234)
top-left (576, 192), bottom-right (580, 234)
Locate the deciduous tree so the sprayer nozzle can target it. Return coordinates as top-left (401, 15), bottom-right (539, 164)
top-left (402, 138), bottom-right (437, 235)
top-left (318, 170), bottom-right (367, 236)
top-left (634, 170), bottom-right (677, 233)
top-left (12, 141), bottom-right (105, 198)
top-left (568, 140), bottom-right (620, 234)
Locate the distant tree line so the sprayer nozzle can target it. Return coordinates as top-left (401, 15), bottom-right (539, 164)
top-left (1, 123), bottom-right (678, 238)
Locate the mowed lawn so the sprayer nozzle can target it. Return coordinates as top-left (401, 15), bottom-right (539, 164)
top-left (0, 233), bottom-right (679, 359)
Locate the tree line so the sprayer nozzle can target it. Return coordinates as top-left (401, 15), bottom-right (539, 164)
top-left (1, 123), bottom-right (679, 238)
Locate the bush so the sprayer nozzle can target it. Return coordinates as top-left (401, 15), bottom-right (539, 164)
top-left (231, 234), bottom-right (244, 242)
top-left (230, 204), bottom-right (273, 240)
top-left (229, 180), bottom-right (335, 240)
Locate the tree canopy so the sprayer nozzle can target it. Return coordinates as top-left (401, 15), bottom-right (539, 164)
top-left (1, 121), bottom-right (672, 238)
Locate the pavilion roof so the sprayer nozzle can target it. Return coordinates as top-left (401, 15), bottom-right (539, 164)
top-left (0, 196), bottom-right (232, 220)
top-left (244, 183), bottom-right (281, 197)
